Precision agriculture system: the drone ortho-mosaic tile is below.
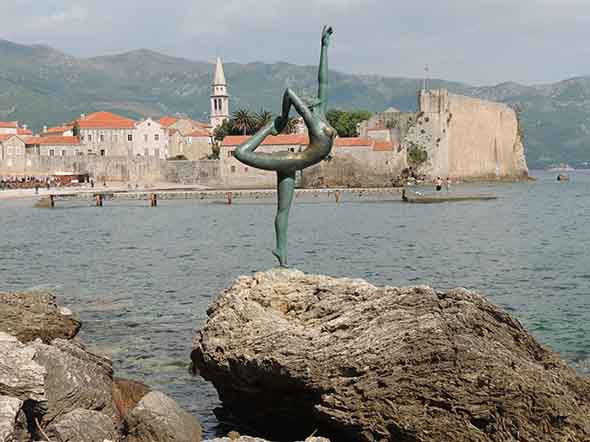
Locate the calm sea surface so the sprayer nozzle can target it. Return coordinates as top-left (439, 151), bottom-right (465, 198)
top-left (1, 170), bottom-right (589, 436)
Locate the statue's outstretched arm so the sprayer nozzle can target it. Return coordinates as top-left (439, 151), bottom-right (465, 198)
top-left (317, 25), bottom-right (333, 116)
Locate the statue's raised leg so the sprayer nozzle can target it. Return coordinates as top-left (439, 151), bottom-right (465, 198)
top-left (233, 117), bottom-right (284, 169)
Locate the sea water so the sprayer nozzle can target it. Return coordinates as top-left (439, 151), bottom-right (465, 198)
top-left (1, 170), bottom-right (588, 436)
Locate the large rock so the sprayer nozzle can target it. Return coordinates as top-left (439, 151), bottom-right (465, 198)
top-left (0, 333), bottom-right (45, 403)
top-left (32, 339), bottom-right (115, 426)
top-left (112, 378), bottom-right (151, 419)
top-left (125, 391), bottom-right (202, 442)
top-left (192, 269), bottom-right (590, 442)
top-left (0, 395), bottom-right (23, 442)
top-left (45, 408), bottom-right (117, 442)
top-left (0, 291), bottom-right (81, 344)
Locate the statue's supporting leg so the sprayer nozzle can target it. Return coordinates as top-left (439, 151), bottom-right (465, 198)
top-left (273, 170), bottom-right (296, 267)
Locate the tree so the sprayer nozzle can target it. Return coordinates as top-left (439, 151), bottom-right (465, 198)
top-left (255, 109), bottom-right (274, 132)
top-left (232, 109), bottom-right (255, 135)
top-left (326, 109), bottom-right (373, 137)
top-left (213, 119), bottom-right (233, 142)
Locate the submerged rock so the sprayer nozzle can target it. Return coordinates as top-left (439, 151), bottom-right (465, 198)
top-left (192, 269), bottom-right (590, 442)
top-left (0, 291), bottom-right (81, 344)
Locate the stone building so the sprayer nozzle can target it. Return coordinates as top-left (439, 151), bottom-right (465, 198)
top-left (161, 117), bottom-right (212, 160)
top-left (220, 135), bottom-right (404, 188)
top-left (71, 112), bottom-right (137, 156)
top-left (0, 121), bottom-right (18, 135)
top-left (41, 125), bottom-right (74, 137)
top-left (24, 136), bottom-right (82, 157)
top-left (210, 58), bottom-right (229, 129)
top-left (132, 118), bottom-right (168, 158)
top-left (359, 89), bottom-right (529, 181)
top-left (0, 135), bottom-right (26, 165)
top-left (0, 121), bottom-right (32, 136)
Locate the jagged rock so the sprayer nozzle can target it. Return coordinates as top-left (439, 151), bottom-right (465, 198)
top-left (0, 291), bottom-right (81, 344)
top-left (31, 339), bottom-right (115, 426)
top-left (125, 391), bottom-right (202, 442)
top-left (0, 395), bottom-right (23, 442)
top-left (0, 333), bottom-right (45, 402)
top-left (45, 408), bottom-right (118, 442)
top-left (112, 378), bottom-right (151, 419)
top-left (192, 269), bottom-right (590, 442)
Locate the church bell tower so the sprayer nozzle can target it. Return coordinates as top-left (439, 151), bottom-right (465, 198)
top-left (210, 57), bottom-right (229, 129)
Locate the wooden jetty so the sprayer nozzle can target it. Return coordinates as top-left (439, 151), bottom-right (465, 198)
top-left (401, 189), bottom-right (497, 204)
top-left (33, 187), bottom-right (403, 208)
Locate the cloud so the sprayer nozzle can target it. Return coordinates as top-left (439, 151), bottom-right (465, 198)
top-left (0, 0), bottom-right (589, 85)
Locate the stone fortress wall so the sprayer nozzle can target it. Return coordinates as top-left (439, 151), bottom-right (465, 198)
top-left (360, 89), bottom-right (529, 181)
top-left (0, 155), bottom-right (221, 185)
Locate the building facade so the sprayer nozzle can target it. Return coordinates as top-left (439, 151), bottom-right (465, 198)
top-left (0, 135), bottom-right (26, 164)
top-left (132, 118), bottom-right (168, 158)
top-left (72, 112), bottom-right (136, 156)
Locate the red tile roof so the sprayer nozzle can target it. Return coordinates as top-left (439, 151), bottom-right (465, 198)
top-left (0, 134), bottom-right (15, 142)
top-left (159, 117), bottom-right (179, 127)
top-left (186, 128), bottom-right (211, 137)
top-left (335, 137), bottom-right (373, 147)
top-left (222, 135), bottom-right (309, 147)
top-left (25, 136), bottom-right (81, 145)
top-left (17, 128), bottom-right (33, 135)
top-left (373, 141), bottom-right (395, 151)
top-left (43, 125), bottom-right (73, 135)
top-left (0, 121), bottom-right (18, 129)
top-left (75, 112), bottom-right (136, 129)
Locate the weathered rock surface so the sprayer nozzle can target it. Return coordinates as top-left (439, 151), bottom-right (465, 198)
top-left (0, 333), bottom-right (45, 403)
top-left (31, 339), bottom-right (115, 426)
top-left (0, 291), bottom-right (81, 343)
top-left (45, 408), bottom-right (118, 442)
top-left (0, 395), bottom-right (23, 442)
top-left (192, 269), bottom-right (590, 442)
top-left (125, 391), bottom-right (202, 442)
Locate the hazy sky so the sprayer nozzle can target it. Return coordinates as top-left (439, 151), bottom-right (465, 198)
top-left (1, 0), bottom-right (589, 86)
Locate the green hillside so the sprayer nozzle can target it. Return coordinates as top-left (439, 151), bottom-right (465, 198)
top-left (1, 39), bottom-right (588, 168)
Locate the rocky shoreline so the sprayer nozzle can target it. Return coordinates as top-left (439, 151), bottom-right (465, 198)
top-left (4, 270), bottom-right (590, 442)
top-left (0, 290), bottom-right (202, 442)
top-left (192, 269), bottom-right (590, 442)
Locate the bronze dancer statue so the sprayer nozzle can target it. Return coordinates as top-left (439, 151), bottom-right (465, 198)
top-left (234, 25), bottom-right (336, 267)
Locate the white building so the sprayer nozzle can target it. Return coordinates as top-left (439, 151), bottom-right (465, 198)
top-left (133, 118), bottom-right (168, 158)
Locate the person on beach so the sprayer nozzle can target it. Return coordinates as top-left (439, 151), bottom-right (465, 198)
top-left (435, 176), bottom-right (443, 191)
top-left (233, 25), bottom-right (336, 267)
top-left (445, 177), bottom-right (451, 191)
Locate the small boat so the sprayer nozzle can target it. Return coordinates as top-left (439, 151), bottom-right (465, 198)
top-left (557, 174), bottom-right (570, 182)
top-left (401, 189), bottom-right (497, 204)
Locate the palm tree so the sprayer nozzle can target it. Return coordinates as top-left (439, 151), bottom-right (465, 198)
top-left (232, 109), bottom-right (255, 135)
top-left (255, 109), bottom-right (274, 131)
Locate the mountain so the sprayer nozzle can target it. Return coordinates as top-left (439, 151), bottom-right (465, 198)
top-left (0, 39), bottom-right (588, 169)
